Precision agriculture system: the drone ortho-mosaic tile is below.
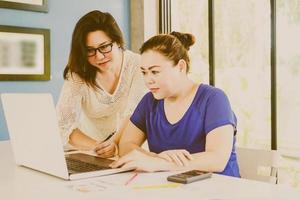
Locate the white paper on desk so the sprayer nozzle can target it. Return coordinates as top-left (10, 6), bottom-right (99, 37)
top-left (65, 171), bottom-right (176, 193)
top-left (129, 171), bottom-right (174, 185)
top-left (65, 172), bottom-right (138, 193)
top-left (66, 178), bottom-right (125, 193)
top-left (88, 171), bottom-right (176, 187)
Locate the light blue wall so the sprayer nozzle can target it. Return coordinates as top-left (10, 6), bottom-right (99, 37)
top-left (0, 0), bottom-right (130, 140)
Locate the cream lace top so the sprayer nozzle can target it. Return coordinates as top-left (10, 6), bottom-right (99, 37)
top-left (56, 50), bottom-right (147, 146)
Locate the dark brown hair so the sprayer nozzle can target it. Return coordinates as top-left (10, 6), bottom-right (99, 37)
top-left (139, 31), bottom-right (195, 72)
top-left (64, 10), bottom-right (125, 88)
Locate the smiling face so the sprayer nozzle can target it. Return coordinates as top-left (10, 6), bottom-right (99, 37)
top-left (141, 50), bottom-right (182, 99)
top-left (86, 30), bottom-right (121, 73)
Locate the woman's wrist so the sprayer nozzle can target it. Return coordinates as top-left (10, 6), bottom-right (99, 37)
top-left (113, 142), bottom-right (119, 157)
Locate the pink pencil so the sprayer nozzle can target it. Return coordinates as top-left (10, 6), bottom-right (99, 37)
top-left (124, 173), bottom-right (138, 186)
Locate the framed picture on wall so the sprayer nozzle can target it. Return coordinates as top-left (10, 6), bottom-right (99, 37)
top-left (0, 0), bottom-right (48, 12)
top-left (0, 25), bottom-right (50, 81)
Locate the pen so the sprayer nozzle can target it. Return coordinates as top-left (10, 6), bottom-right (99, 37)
top-left (94, 132), bottom-right (116, 152)
top-left (103, 131), bottom-right (115, 142)
top-left (124, 172), bottom-right (138, 186)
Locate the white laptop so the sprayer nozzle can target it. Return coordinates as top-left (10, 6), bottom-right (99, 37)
top-left (1, 93), bottom-right (131, 180)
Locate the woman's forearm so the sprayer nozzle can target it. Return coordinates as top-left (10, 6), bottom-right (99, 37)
top-left (118, 141), bottom-right (156, 157)
top-left (179, 151), bottom-right (229, 172)
top-left (69, 116), bottom-right (131, 152)
top-left (113, 116), bottom-right (130, 144)
top-left (68, 129), bottom-right (97, 150)
top-left (119, 142), bottom-right (142, 156)
top-left (156, 150), bottom-right (230, 172)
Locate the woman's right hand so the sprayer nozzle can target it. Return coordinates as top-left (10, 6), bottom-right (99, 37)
top-left (157, 149), bottom-right (193, 166)
top-left (94, 139), bottom-right (117, 158)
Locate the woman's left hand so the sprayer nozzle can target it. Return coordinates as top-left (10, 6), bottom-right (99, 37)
top-left (94, 139), bottom-right (117, 158)
top-left (158, 150), bottom-right (193, 166)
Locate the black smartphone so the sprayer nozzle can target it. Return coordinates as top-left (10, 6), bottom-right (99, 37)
top-left (167, 170), bottom-right (212, 184)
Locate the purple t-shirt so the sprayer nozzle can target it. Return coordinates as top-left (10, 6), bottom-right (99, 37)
top-left (130, 84), bottom-right (240, 177)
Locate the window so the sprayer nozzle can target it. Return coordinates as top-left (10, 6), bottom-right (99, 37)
top-left (214, 0), bottom-right (271, 149)
top-left (171, 0), bottom-right (209, 84)
top-left (277, 0), bottom-right (300, 187)
top-left (168, 0), bottom-right (300, 187)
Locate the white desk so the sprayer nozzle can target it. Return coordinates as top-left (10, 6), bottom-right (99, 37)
top-left (1, 141), bottom-right (300, 200)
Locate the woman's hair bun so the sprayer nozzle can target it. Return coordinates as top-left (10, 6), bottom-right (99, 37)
top-left (170, 31), bottom-right (195, 50)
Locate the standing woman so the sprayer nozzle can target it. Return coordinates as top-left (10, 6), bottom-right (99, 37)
top-left (56, 10), bottom-right (146, 158)
top-left (112, 32), bottom-right (240, 177)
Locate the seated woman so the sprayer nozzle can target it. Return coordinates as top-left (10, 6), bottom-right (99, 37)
top-left (111, 31), bottom-right (240, 177)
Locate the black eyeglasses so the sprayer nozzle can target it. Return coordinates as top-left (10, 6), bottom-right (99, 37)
top-left (86, 42), bottom-right (113, 57)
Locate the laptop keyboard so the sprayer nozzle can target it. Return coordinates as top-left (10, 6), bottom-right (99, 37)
top-left (66, 157), bottom-right (110, 173)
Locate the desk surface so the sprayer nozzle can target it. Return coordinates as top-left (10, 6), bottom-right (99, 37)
top-left (1, 141), bottom-right (300, 200)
